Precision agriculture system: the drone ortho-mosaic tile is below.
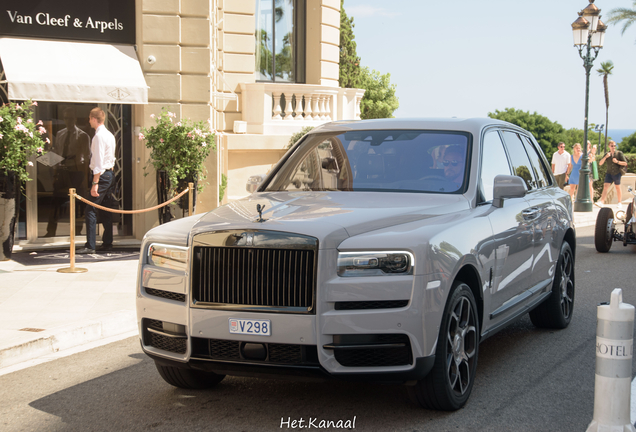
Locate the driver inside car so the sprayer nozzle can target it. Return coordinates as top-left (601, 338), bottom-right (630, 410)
top-left (439, 145), bottom-right (466, 188)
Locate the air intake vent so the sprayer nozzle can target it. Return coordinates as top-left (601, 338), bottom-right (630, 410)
top-left (327, 334), bottom-right (412, 367)
top-left (142, 319), bottom-right (187, 354)
top-left (145, 288), bottom-right (186, 302)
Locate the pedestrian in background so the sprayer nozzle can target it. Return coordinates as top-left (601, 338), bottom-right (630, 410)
top-left (77, 107), bottom-right (116, 254)
top-left (567, 143), bottom-right (582, 202)
top-left (596, 140), bottom-right (628, 210)
top-left (551, 142), bottom-right (571, 190)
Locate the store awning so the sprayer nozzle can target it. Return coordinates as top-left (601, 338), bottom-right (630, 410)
top-left (0, 37), bottom-right (148, 104)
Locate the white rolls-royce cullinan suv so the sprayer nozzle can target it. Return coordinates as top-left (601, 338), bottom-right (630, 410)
top-left (137, 118), bottom-right (575, 410)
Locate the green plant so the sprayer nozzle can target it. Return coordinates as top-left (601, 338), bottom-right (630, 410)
top-left (219, 173), bottom-right (228, 203)
top-left (140, 109), bottom-right (215, 192)
top-left (288, 126), bottom-right (314, 148)
top-left (0, 100), bottom-right (47, 184)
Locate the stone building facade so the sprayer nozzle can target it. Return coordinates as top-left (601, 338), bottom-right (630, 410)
top-left (0, 0), bottom-right (363, 246)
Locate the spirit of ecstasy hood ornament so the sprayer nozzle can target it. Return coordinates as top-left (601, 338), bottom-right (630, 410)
top-left (256, 204), bottom-right (267, 223)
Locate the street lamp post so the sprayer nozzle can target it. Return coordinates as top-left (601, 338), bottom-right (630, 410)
top-left (595, 123), bottom-right (604, 154)
top-left (572, 0), bottom-right (607, 212)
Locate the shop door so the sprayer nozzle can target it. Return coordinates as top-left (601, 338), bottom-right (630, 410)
top-left (17, 102), bottom-right (132, 242)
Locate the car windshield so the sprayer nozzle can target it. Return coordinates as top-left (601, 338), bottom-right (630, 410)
top-left (265, 130), bottom-right (470, 193)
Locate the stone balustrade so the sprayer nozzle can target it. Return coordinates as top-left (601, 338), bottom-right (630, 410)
top-left (239, 83), bottom-right (365, 135)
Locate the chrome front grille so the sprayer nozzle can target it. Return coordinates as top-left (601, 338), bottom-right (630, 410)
top-left (191, 230), bottom-right (318, 313)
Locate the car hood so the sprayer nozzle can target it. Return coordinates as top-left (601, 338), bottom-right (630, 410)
top-left (191, 192), bottom-right (470, 249)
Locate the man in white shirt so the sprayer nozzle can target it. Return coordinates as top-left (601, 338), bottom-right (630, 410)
top-left (77, 107), bottom-right (116, 254)
top-left (551, 142), bottom-right (571, 190)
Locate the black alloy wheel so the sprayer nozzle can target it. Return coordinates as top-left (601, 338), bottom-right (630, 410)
top-left (408, 281), bottom-right (479, 411)
top-left (529, 241), bottom-right (575, 329)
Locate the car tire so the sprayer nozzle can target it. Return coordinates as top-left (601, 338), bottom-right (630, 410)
top-left (626, 203), bottom-right (633, 225)
top-left (407, 281), bottom-right (479, 411)
top-left (529, 241), bottom-right (575, 329)
top-left (594, 207), bottom-right (614, 253)
top-left (155, 362), bottom-right (225, 389)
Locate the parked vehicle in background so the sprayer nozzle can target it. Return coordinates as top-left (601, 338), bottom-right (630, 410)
top-left (595, 186), bottom-right (636, 252)
top-left (136, 118), bottom-right (576, 411)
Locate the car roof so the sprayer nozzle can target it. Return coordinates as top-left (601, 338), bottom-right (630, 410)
top-left (309, 118), bottom-right (525, 137)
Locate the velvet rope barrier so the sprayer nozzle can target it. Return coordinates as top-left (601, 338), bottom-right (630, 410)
top-left (57, 183), bottom-right (194, 274)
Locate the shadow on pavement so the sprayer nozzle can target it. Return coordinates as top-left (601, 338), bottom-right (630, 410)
top-left (10, 248), bottom-right (140, 266)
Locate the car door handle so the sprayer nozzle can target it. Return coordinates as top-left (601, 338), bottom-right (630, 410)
top-left (522, 208), bottom-right (540, 221)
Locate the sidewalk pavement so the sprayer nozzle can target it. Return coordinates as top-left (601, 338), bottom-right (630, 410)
top-left (0, 203), bottom-right (622, 375)
top-left (0, 241), bottom-right (141, 374)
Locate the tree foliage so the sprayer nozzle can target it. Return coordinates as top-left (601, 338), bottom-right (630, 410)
top-left (620, 131), bottom-right (636, 153)
top-left (560, 127), bottom-right (604, 152)
top-left (339, 1), bottom-right (399, 119)
top-left (339, 0), bottom-right (361, 89)
top-left (359, 67), bottom-right (399, 119)
top-left (597, 60), bottom-right (614, 151)
top-left (487, 108), bottom-right (565, 156)
top-left (288, 126), bottom-right (314, 148)
top-left (607, 1), bottom-right (636, 40)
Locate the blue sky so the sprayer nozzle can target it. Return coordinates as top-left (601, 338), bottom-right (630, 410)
top-left (345, 0), bottom-right (636, 131)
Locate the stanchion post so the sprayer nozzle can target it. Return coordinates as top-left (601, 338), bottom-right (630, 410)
top-left (586, 288), bottom-right (635, 432)
top-left (188, 182), bottom-right (194, 216)
top-left (58, 188), bottom-right (88, 274)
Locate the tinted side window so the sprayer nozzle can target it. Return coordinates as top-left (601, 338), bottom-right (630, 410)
top-left (521, 135), bottom-right (552, 187)
top-left (480, 131), bottom-right (512, 202)
top-left (501, 131), bottom-right (536, 191)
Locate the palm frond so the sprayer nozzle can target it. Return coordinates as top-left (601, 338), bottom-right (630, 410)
top-left (606, 5), bottom-right (636, 36)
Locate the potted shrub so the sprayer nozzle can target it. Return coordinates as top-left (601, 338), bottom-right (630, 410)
top-left (139, 110), bottom-right (215, 224)
top-left (0, 100), bottom-right (47, 260)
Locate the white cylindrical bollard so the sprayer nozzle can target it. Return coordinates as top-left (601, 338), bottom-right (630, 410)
top-left (587, 288), bottom-right (636, 432)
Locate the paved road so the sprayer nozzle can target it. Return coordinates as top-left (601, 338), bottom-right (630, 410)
top-left (1, 225), bottom-right (635, 432)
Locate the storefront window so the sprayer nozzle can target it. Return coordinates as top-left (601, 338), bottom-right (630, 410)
top-left (34, 103), bottom-right (93, 237)
top-left (18, 102), bottom-right (132, 240)
top-left (255, 0), bottom-right (305, 83)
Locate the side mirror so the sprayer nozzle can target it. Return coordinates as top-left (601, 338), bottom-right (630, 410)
top-left (492, 175), bottom-right (527, 208)
top-left (321, 157), bottom-right (339, 173)
top-left (246, 174), bottom-right (266, 193)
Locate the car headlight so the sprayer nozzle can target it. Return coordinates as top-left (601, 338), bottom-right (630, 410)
top-left (148, 244), bottom-right (188, 271)
top-left (337, 251), bottom-right (414, 277)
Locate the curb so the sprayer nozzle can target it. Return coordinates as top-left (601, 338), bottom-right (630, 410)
top-left (0, 310), bottom-right (137, 370)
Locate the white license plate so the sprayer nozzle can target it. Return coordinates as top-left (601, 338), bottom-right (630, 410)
top-left (228, 318), bottom-right (271, 336)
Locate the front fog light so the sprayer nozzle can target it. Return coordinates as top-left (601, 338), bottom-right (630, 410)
top-left (337, 251), bottom-right (413, 277)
